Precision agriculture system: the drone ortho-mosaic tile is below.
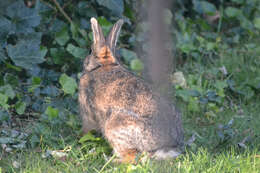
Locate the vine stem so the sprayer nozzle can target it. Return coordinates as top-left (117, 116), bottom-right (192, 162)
top-left (52, 0), bottom-right (73, 24)
top-left (39, 0), bottom-right (56, 11)
top-left (49, 0), bottom-right (87, 39)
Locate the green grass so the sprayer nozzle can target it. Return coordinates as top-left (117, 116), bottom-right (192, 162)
top-left (2, 144), bottom-right (260, 173)
top-left (1, 98), bottom-right (260, 172)
top-left (1, 137), bottom-right (260, 173)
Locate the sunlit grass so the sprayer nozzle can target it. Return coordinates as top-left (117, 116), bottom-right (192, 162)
top-left (1, 98), bottom-right (260, 172)
top-left (2, 145), bottom-right (260, 172)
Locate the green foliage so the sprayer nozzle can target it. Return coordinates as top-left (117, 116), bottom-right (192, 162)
top-left (97, 0), bottom-right (124, 16)
top-left (97, 16), bottom-right (113, 35)
top-left (45, 106), bottom-right (59, 119)
top-left (225, 7), bottom-right (241, 18)
top-left (15, 101), bottom-right (26, 115)
top-left (174, 0), bottom-right (260, 109)
top-left (120, 48), bottom-right (137, 62)
top-left (254, 17), bottom-right (260, 29)
top-left (59, 73), bottom-right (77, 95)
top-left (5, 1), bottom-right (41, 33)
top-left (6, 33), bottom-right (47, 69)
top-left (0, 93), bottom-right (9, 109)
top-left (0, 85), bottom-right (15, 99)
top-left (79, 131), bottom-right (112, 155)
top-left (120, 48), bottom-right (144, 72)
top-left (130, 58), bottom-right (144, 72)
top-left (193, 0), bottom-right (217, 15)
top-left (55, 26), bottom-right (70, 46)
top-left (28, 76), bottom-right (41, 92)
top-left (66, 43), bottom-right (88, 58)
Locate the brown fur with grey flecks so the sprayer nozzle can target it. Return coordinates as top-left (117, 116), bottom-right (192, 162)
top-left (79, 17), bottom-right (184, 163)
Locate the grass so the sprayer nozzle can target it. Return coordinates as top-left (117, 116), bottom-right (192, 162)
top-left (1, 98), bottom-right (260, 172)
top-left (2, 143), bottom-right (260, 172)
top-left (1, 45), bottom-right (260, 173)
top-left (3, 149), bottom-right (260, 173)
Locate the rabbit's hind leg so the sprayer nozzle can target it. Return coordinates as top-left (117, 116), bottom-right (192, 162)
top-left (112, 148), bottom-right (139, 164)
top-left (104, 116), bottom-right (141, 163)
top-left (105, 127), bottom-right (139, 163)
top-left (106, 129), bottom-right (139, 163)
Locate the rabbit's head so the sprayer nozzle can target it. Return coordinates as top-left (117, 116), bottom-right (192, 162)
top-left (84, 18), bottom-right (124, 72)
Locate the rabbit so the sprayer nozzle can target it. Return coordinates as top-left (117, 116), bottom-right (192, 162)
top-left (79, 17), bottom-right (184, 163)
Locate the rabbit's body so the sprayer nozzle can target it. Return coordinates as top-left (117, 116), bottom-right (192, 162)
top-left (79, 18), bottom-right (183, 163)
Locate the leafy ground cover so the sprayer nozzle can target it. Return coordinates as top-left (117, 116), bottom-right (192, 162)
top-left (0, 0), bottom-right (260, 172)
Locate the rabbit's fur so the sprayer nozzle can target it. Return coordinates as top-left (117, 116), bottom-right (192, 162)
top-left (79, 18), bottom-right (184, 163)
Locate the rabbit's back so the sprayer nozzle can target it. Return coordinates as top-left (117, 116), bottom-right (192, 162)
top-left (92, 66), bottom-right (158, 118)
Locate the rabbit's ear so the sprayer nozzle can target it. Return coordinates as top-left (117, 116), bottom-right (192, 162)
top-left (106, 19), bottom-right (124, 53)
top-left (91, 17), bottom-right (105, 46)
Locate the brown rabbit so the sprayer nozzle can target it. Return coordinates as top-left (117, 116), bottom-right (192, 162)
top-left (79, 17), bottom-right (184, 163)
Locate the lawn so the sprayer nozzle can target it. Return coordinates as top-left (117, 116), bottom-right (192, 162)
top-left (1, 101), bottom-right (260, 173)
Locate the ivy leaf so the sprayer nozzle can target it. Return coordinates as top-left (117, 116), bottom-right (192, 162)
top-left (32, 76), bottom-right (42, 85)
top-left (41, 85), bottom-right (60, 97)
top-left (120, 48), bottom-right (137, 64)
top-left (0, 0), bottom-right (16, 15)
top-left (15, 101), bottom-right (26, 115)
top-left (66, 44), bottom-right (87, 58)
top-left (0, 84), bottom-right (15, 99)
top-left (0, 110), bottom-right (10, 122)
top-left (6, 0), bottom-right (41, 33)
top-left (193, 0), bottom-right (217, 15)
top-left (4, 73), bottom-right (19, 87)
top-left (0, 16), bottom-right (12, 45)
top-left (48, 19), bottom-right (67, 33)
top-left (239, 16), bottom-right (253, 30)
top-left (130, 59), bottom-right (144, 72)
top-left (28, 77), bottom-right (42, 92)
top-left (35, 0), bottom-right (52, 13)
top-left (6, 33), bottom-right (47, 69)
top-left (50, 48), bottom-right (67, 65)
top-left (0, 93), bottom-right (9, 109)
top-left (97, 17), bottom-right (113, 36)
top-left (253, 17), bottom-right (260, 30)
top-left (225, 7), bottom-right (242, 18)
top-left (45, 106), bottom-right (59, 119)
top-left (78, 1), bottom-right (97, 18)
top-left (96, 0), bottom-right (124, 16)
top-left (59, 74), bottom-right (77, 95)
top-left (55, 26), bottom-right (70, 46)
top-left (80, 18), bottom-right (90, 29)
